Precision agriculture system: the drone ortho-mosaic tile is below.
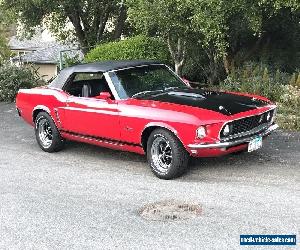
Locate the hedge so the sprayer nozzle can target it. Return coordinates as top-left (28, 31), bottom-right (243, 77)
top-left (85, 35), bottom-right (171, 64)
top-left (0, 64), bottom-right (41, 102)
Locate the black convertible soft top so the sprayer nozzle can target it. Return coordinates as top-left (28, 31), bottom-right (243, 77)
top-left (49, 60), bottom-right (161, 89)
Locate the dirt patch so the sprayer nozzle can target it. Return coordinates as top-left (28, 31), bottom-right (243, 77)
top-left (139, 200), bottom-right (202, 221)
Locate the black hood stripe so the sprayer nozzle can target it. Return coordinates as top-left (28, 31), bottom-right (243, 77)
top-left (137, 89), bottom-right (268, 116)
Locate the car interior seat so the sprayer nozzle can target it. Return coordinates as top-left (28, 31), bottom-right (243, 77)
top-left (82, 84), bottom-right (92, 97)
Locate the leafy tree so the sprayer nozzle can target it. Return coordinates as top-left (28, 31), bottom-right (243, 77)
top-left (0, 8), bottom-right (13, 64)
top-left (191, 0), bottom-right (300, 74)
top-left (0, 0), bottom-right (128, 54)
top-left (126, 0), bottom-right (194, 76)
top-left (127, 0), bottom-right (300, 81)
top-left (0, 30), bottom-right (10, 64)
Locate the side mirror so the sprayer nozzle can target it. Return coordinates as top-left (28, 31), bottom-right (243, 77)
top-left (95, 92), bottom-right (112, 100)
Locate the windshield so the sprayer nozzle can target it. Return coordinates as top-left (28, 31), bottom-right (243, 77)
top-left (108, 65), bottom-right (187, 99)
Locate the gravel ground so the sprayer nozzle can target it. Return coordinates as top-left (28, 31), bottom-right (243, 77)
top-left (0, 102), bottom-right (299, 250)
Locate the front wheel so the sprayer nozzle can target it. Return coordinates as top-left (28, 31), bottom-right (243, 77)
top-left (35, 112), bottom-right (65, 152)
top-left (147, 129), bottom-right (189, 179)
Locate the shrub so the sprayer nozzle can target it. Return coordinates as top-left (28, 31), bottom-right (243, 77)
top-left (220, 63), bottom-right (288, 102)
top-left (277, 85), bottom-right (300, 129)
top-left (0, 64), bottom-right (41, 102)
top-left (85, 35), bottom-right (172, 64)
top-left (220, 62), bottom-right (300, 130)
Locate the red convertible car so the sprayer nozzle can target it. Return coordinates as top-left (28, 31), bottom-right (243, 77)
top-left (16, 60), bottom-right (278, 179)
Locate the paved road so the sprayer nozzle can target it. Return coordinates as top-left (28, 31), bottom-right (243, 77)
top-left (0, 102), bottom-right (299, 250)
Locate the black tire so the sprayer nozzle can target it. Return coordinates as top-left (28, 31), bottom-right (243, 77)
top-left (146, 128), bottom-right (189, 179)
top-left (35, 112), bottom-right (65, 152)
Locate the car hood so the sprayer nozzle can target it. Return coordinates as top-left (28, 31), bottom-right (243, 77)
top-left (135, 88), bottom-right (269, 116)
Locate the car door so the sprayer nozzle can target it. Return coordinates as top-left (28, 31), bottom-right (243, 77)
top-left (62, 97), bottom-right (120, 140)
top-left (60, 73), bottom-right (121, 141)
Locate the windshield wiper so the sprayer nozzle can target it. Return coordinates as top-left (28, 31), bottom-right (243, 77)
top-left (131, 86), bottom-right (185, 98)
top-left (131, 90), bottom-right (163, 98)
top-left (164, 86), bottom-right (183, 91)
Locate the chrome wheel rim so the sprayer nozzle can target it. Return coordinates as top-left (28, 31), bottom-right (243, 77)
top-left (151, 136), bottom-right (173, 173)
top-left (37, 118), bottom-right (53, 148)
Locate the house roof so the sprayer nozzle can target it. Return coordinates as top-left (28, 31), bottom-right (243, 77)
top-left (49, 60), bottom-right (162, 89)
top-left (11, 43), bottom-right (83, 64)
top-left (9, 35), bottom-right (53, 51)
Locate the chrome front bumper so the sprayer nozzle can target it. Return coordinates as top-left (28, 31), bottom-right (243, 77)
top-left (188, 124), bottom-right (279, 149)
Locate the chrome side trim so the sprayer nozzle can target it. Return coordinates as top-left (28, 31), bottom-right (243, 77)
top-left (188, 124), bottom-right (278, 149)
top-left (60, 130), bottom-right (141, 148)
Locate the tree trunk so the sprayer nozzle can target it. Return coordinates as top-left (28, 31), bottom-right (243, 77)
top-left (167, 33), bottom-right (186, 76)
top-left (174, 61), bottom-right (184, 76)
top-left (96, 11), bottom-right (110, 43)
top-left (66, 12), bottom-right (89, 54)
top-left (113, 4), bottom-right (127, 40)
top-left (223, 54), bottom-right (230, 75)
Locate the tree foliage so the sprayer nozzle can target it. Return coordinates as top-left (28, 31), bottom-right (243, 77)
top-left (191, 0), bottom-right (300, 74)
top-left (0, 0), bottom-right (299, 83)
top-left (0, 0), bottom-right (128, 53)
top-left (126, 0), bottom-right (194, 75)
top-left (0, 8), bottom-right (14, 64)
top-left (127, 0), bottom-right (300, 80)
top-left (85, 35), bottom-right (171, 64)
top-left (0, 64), bottom-right (41, 102)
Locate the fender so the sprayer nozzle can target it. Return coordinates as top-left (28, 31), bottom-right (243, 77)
top-left (32, 105), bottom-right (61, 128)
top-left (143, 122), bottom-right (179, 136)
top-left (141, 122), bottom-right (188, 151)
top-left (33, 105), bottom-right (51, 117)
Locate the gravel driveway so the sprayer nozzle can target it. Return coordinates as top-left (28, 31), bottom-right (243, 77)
top-left (0, 102), bottom-right (299, 249)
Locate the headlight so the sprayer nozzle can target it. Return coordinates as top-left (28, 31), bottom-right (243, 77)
top-left (222, 124), bottom-right (232, 136)
top-left (196, 126), bottom-right (206, 138)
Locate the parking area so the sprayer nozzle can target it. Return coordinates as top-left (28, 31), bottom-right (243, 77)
top-left (0, 102), bottom-right (299, 249)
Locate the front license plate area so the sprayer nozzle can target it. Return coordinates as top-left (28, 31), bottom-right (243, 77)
top-left (248, 136), bottom-right (263, 152)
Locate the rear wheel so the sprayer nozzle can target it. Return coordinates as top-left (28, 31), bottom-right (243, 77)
top-left (147, 128), bottom-right (189, 179)
top-left (35, 112), bottom-right (65, 152)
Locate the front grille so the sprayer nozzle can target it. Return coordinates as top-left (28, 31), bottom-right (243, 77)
top-left (221, 109), bottom-right (274, 139)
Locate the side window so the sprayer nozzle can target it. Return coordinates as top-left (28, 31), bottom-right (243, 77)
top-left (64, 73), bottom-right (113, 98)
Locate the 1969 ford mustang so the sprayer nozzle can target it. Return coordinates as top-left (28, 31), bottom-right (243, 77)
top-left (16, 60), bottom-right (278, 179)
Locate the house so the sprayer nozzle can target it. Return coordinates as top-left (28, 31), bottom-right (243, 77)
top-left (9, 32), bottom-right (83, 81)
